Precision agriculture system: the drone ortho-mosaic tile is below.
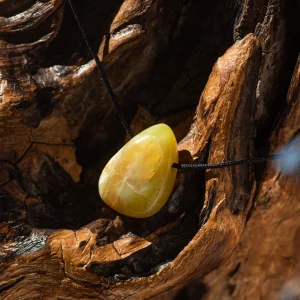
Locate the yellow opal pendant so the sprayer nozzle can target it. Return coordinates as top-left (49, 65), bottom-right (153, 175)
top-left (98, 124), bottom-right (178, 218)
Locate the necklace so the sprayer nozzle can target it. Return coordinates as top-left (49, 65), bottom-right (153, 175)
top-left (67, 0), bottom-right (284, 218)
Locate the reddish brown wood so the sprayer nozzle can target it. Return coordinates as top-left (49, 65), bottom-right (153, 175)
top-left (0, 0), bottom-right (299, 299)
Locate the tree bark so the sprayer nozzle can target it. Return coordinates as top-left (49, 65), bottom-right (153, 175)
top-left (0, 0), bottom-right (299, 299)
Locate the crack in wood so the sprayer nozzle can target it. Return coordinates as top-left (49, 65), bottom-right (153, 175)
top-left (0, 276), bottom-right (24, 293)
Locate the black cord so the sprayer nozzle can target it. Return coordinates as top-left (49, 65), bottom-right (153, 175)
top-left (172, 154), bottom-right (280, 170)
top-left (68, 0), bottom-right (280, 171)
top-left (67, 0), bottom-right (134, 139)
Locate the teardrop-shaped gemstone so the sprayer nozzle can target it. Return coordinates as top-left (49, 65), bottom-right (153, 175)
top-left (99, 124), bottom-right (178, 218)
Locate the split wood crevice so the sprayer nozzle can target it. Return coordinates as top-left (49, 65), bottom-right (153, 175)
top-left (0, 1), bottom-right (299, 299)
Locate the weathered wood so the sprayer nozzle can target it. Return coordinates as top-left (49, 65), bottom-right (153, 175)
top-left (202, 54), bottom-right (300, 300)
top-left (0, 0), bottom-right (299, 299)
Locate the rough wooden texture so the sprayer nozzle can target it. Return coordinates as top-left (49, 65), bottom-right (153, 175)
top-left (201, 54), bottom-right (300, 300)
top-left (0, 0), bottom-right (299, 299)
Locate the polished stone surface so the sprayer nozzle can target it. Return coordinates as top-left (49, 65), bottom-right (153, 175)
top-left (99, 124), bottom-right (178, 218)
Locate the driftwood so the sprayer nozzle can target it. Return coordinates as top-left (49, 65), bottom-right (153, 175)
top-left (0, 0), bottom-right (299, 299)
